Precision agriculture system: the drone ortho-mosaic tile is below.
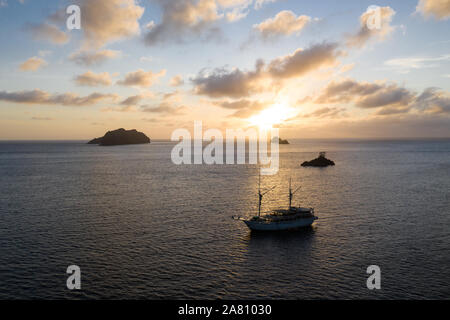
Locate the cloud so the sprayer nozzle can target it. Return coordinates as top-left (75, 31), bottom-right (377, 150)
top-left (384, 54), bottom-right (450, 73)
top-left (0, 89), bottom-right (118, 106)
top-left (69, 50), bottom-right (121, 66)
top-left (193, 65), bottom-right (263, 98)
top-left (38, 50), bottom-right (52, 57)
top-left (143, 0), bottom-right (279, 45)
top-left (141, 102), bottom-right (187, 115)
top-left (160, 90), bottom-right (182, 102)
top-left (120, 95), bottom-right (144, 106)
top-left (254, 0), bottom-right (276, 10)
top-left (374, 105), bottom-right (411, 116)
top-left (316, 79), bottom-right (415, 109)
top-left (141, 118), bottom-right (159, 123)
top-left (19, 56), bottom-right (47, 71)
top-left (193, 42), bottom-right (341, 98)
top-left (347, 6), bottom-right (396, 48)
top-left (74, 71), bottom-right (113, 87)
top-left (253, 10), bottom-right (312, 39)
top-left (316, 79), bottom-right (382, 104)
top-left (339, 63), bottom-right (355, 74)
top-left (357, 86), bottom-right (415, 109)
top-left (314, 79), bottom-right (450, 116)
top-left (214, 98), bottom-right (269, 118)
top-left (170, 75), bottom-right (184, 86)
top-left (217, 0), bottom-right (250, 7)
top-left (217, 0), bottom-right (253, 22)
top-left (218, 0), bottom-right (277, 20)
top-left (225, 6), bottom-right (250, 22)
top-left (139, 88), bottom-right (187, 115)
top-left (416, 0), bottom-right (450, 20)
top-left (31, 116), bottom-right (53, 121)
top-left (143, 0), bottom-right (225, 45)
top-left (140, 56), bottom-right (153, 63)
top-left (117, 69), bottom-right (166, 87)
top-left (25, 0), bottom-right (143, 49)
top-left (302, 107), bottom-right (346, 118)
top-left (26, 22), bottom-right (69, 44)
top-left (77, 0), bottom-right (145, 48)
top-left (266, 42), bottom-right (341, 79)
top-left (414, 87), bottom-right (450, 114)
top-left (101, 105), bottom-right (137, 113)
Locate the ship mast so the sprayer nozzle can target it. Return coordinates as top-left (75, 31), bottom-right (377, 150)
top-left (289, 178), bottom-right (292, 209)
top-left (288, 178), bottom-right (301, 209)
top-left (258, 171), bottom-right (262, 217)
top-left (257, 170), bottom-right (276, 217)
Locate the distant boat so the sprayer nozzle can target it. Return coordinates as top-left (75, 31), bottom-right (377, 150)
top-left (233, 176), bottom-right (317, 231)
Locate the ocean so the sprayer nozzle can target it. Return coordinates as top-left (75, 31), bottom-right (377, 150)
top-left (0, 139), bottom-right (449, 299)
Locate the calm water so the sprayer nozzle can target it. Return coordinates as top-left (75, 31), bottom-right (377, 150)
top-left (0, 139), bottom-right (449, 299)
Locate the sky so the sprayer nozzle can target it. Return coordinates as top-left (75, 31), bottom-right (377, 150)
top-left (0, 0), bottom-right (449, 140)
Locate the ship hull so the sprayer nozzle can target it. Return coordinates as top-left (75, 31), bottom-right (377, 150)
top-left (243, 217), bottom-right (317, 231)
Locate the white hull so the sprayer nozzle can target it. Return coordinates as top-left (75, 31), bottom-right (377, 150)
top-left (244, 216), bottom-right (317, 231)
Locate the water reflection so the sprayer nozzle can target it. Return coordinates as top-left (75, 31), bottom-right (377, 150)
top-left (244, 225), bottom-right (316, 244)
top-left (241, 226), bottom-right (317, 265)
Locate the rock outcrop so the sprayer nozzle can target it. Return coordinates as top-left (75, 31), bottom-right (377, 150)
top-left (88, 128), bottom-right (150, 146)
top-left (87, 137), bottom-right (102, 145)
top-left (272, 137), bottom-right (290, 144)
top-left (301, 152), bottom-right (335, 167)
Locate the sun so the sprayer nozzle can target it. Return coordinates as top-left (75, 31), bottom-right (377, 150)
top-left (248, 103), bottom-right (294, 129)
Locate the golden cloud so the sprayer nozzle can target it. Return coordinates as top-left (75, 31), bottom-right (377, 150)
top-left (0, 89), bottom-right (118, 106)
top-left (19, 57), bottom-right (47, 72)
top-left (117, 69), bottom-right (167, 88)
top-left (416, 0), bottom-right (450, 20)
top-left (346, 6), bottom-right (396, 48)
top-left (26, 22), bottom-right (69, 45)
top-left (69, 50), bottom-right (121, 66)
top-left (79, 0), bottom-right (145, 48)
top-left (74, 71), bottom-right (113, 87)
top-left (253, 10), bottom-right (312, 39)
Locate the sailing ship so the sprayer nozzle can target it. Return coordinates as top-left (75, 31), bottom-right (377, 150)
top-left (233, 176), bottom-right (317, 231)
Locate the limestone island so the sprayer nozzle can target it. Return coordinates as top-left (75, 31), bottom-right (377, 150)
top-left (88, 128), bottom-right (151, 146)
top-left (272, 137), bottom-right (290, 144)
top-left (301, 152), bottom-right (335, 167)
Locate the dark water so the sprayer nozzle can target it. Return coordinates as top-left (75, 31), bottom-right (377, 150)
top-left (0, 139), bottom-right (449, 299)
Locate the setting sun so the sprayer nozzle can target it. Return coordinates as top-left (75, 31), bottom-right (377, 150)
top-left (248, 103), bottom-right (296, 129)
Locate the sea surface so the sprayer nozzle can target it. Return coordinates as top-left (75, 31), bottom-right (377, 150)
top-left (0, 139), bottom-right (449, 299)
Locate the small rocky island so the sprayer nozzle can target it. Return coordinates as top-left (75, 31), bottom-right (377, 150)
top-left (88, 128), bottom-right (150, 146)
top-left (301, 152), bottom-right (335, 167)
top-left (272, 137), bottom-right (290, 144)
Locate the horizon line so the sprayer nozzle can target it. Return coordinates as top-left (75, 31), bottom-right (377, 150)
top-left (2, 137), bottom-right (450, 142)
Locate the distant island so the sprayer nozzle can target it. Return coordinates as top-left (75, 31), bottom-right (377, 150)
top-left (88, 128), bottom-right (150, 146)
top-left (272, 137), bottom-right (289, 144)
top-left (301, 152), bottom-right (335, 167)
